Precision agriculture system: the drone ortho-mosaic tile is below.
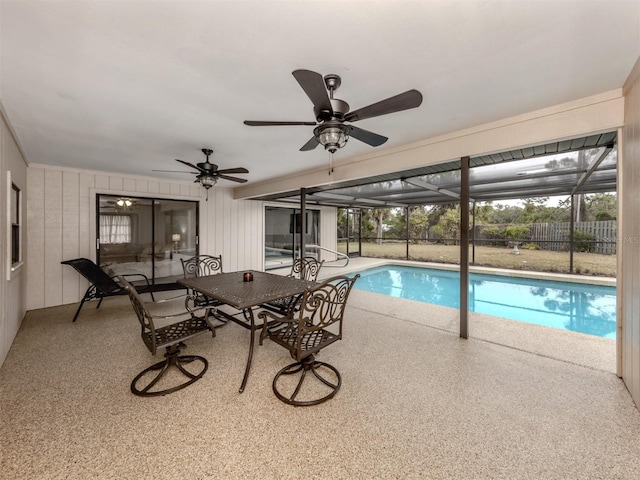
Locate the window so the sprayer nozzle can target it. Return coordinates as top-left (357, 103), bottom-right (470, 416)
top-left (99, 214), bottom-right (132, 244)
top-left (10, 183), bottom-right (20, 265)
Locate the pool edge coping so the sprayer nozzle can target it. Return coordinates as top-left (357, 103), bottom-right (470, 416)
top-left (322, 258), bottom-right (617, 287)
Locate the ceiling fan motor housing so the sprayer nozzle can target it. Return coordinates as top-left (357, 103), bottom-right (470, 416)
top-left (314, 98), bottom-right (349, 122)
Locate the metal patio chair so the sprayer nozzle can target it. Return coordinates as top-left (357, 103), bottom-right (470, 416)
top-left (260, 257), bottom-right (325, 316)
top-left (258, 274), bottom-right (359, 406)
top-left (180, 254), bottom-right (224, 310)
top-left (120, 276), bottom-right (216, 397)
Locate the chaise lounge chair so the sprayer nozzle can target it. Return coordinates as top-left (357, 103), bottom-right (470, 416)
top-left (61, 257), bottom-right (185, 322)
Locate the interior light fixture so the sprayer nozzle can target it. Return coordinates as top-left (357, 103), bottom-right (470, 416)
top-left (171, 233), bottom-right (181, 252)
top-left (116, 198), bottom-right (132, 207)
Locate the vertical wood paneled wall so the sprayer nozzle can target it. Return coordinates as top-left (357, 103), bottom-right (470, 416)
top-left (620, 57), bottom-right (640, 408)
top-left (25, 165), bottom-right (337, 311)
top-left (1, 111), bottom-right (28, 367)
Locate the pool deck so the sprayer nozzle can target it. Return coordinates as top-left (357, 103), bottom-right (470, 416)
top-left (286, 257), bottom-right (618, 374)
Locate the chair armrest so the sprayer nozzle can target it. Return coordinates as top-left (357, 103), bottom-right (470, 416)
top-left (257, 309), bottom-right (295, 345)
top-left (148, 305), bottom-right (217, 338)
top-left (114, 272), bottom-right (151, 287)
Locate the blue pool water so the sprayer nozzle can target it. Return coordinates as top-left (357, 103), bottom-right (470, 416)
top-left (354, 265), bottom-right (617, 338)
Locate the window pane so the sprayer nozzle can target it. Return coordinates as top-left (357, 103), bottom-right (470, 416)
top-left (265, 206), bottom-right (320, 270)
top-left (11, 184), bottom-right (20, 264)
top-left (100, 215), bottom-right (132, 244)
top-left (11, 225), bottom-right (19, 264)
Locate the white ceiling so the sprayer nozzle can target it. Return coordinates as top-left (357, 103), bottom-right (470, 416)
top-left (1, 0), bottom-right (639, 188)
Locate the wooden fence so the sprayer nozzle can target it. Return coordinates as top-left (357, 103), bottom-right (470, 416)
top-left (523, 221), bottom-right (616, 254)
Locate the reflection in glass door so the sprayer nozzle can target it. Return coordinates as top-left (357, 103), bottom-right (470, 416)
top-left (97, 195), bottom-right (198, 282)
top-left (264, 206), bottom-right (320, 270)
top-left (347, 208), bottom-right (361, 257)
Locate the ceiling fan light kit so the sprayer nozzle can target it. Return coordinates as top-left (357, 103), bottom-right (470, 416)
top-left (315, 124), bottom-right (349, 153)
top-left (198, 175), bottom-right (217, 189)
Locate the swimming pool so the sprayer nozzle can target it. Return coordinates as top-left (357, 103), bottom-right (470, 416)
top-left (353, 265), bottom-right (617, 338)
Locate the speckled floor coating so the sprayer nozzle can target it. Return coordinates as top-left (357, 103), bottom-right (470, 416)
top-left (1, 279), bottom-right (638, 479)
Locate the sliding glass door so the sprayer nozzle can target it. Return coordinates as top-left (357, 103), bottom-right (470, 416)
top-left (97, 195), bottom-right (199, 282)
top-left (264, 206), bottom-right (320, 270)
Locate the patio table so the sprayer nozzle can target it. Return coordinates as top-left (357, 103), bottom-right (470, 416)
top-left (178, 270), bottom-right (315, 392)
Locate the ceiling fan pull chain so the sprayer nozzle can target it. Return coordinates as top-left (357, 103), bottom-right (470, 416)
top-left (329, 152), bottom-right (334, 175)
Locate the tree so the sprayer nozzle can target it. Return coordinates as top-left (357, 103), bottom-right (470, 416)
top-left (520, 197), bottom-right (557, 223)
top-left (488, 204), bottom-right (522, 224)
top-left (473, 202), bottom-right (494, 225)
top-left (360, 209), bottom-right (376, 239)
top-left (426, 203), bottom-right (457, 227)
top-left (337, 208), bottom-right (347, 239)
top-left (385, 208), bottom-right (407, 238)
top-left (431, 208), bottom-right (460, 244)
top-left (408, 206), bottom-right (429, 241)
top-left (585, 193), bottom-right (617, 221)
top-left (370, 208), bottom-right (387, 244)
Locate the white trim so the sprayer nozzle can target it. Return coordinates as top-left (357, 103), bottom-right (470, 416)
top-left (6, 171), bottom-right (24, 281)
top-left (5, 171), bottom-right (10, 281)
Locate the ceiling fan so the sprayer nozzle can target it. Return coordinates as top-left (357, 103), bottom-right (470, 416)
top-left (244, 69), bottom-right (423, 156)
top-left (105, 197), bottom-right (137, 209)
top-left (154, 148), bottom-right (249, 199)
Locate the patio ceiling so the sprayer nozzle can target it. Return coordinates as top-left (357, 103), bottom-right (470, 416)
top-left (255, 131), bottom-right (617, 209)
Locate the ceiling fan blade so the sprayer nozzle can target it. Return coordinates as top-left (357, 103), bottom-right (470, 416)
top-left (216, 167), bottom-right (249, 175)
top-left (300, 136), bottom-right (320, 151)
top-left (292, 70), bottom-right (333, 114)
top-left (217, 174), bottom-right (248, 183)
top-left (176, 159), bottom-right (201, 171)
top-left (152, 169), bottom-right (193, 173)
top-left (346, 125), bottom-right (388, 147)
top-left (344, 89), bottom-right (423, 122)
top-left (244, 120), bottom-right (317, 126)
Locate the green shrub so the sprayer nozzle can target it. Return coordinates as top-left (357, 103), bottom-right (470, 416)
top-left (503, 225), bottom-right (530, 241)
top-left (573, 230), bottom-right (595, 252)
top-left (480, 226), bottom-right (505, 247)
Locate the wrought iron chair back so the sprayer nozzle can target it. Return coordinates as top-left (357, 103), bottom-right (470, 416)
top-left (180, 255), bottom-right (225, 310)
top-left (260, 257), bottom-right (325, 316)
top-left (181, 254), bottom-right (223, 278)
top-left (289, 274), bottom-right (357, 359)
top-left (290, 256), bottom-right (324, 282)
top-left (258, 274), bottom-right (360, 406)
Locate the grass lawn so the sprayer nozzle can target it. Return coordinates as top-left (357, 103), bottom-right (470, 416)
top-left (338, 242), bottom-right (616, 277)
